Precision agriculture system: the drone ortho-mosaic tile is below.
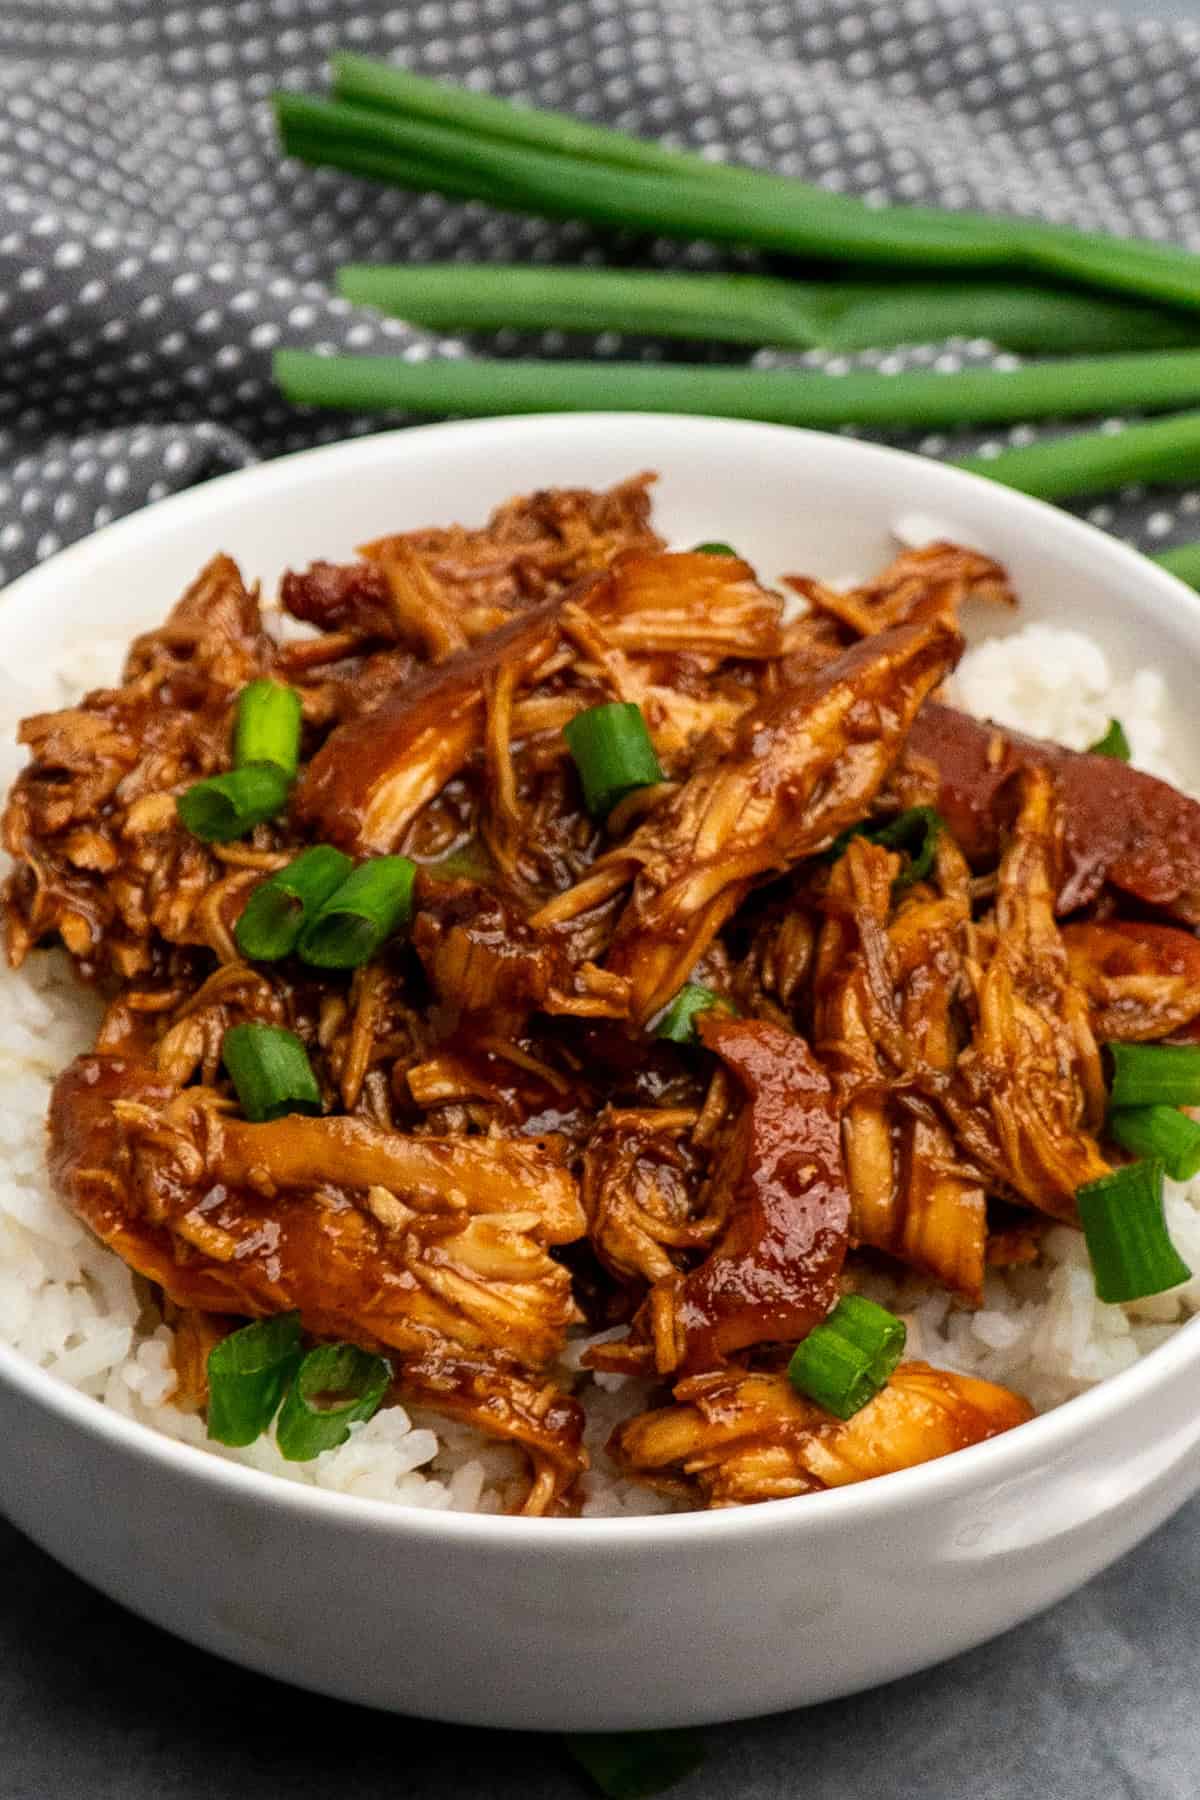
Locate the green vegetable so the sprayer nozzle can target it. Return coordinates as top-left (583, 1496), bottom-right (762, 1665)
top-left (956, 409), bottom-right (1200, 501)
top-left (206, 1312), bottom-right (303, 1448)
top-left (336, 263), bottom-right (1200, 357)
top-left (1153, 541), bottom-right (1200, 590)
top-left (788, 1295), bottom-right (907, 1419)
top-left (176, 764), bottom-right (292, 843)
top-left (273, 349), bottom-right (1200, 432)
top-left (1076, 1159), bottom-right (1191, 1304)
top-left (278, 61), bottom-right (1200, 312)
top-left (235, 845), bottom-right (355, 961)
top-left (1108, 1106), bottom-right (1200, 1184)
top-left (1108, 1042), bottom-right (1200, 1110)
top-left (563, 1731), bottom-right (707, 1800)
top-left (233, 679), bottom-right (303, 779)
top-left (298, 854), bottom-right (417, 969)
top-left (655, 983), bottom-right (731, 1045)
top-left (828, 806), bottom-right (942, 892)
top-left (690, 540), bottom-right (738, 557)
top-left (563, 701), bottom-right (663, 819)
top-left (275, 1342), bottom-right (392, 1461)
top-left (222, 1022), bottom-right (323, 1123)
top-left (1087, 718), bottom-right (1131, 761)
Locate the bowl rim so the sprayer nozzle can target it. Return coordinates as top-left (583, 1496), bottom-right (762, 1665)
top-left (3, 408), bottom-right (1200, 1547)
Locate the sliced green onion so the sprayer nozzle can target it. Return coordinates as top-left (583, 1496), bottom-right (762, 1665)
top-left (222, 1022), bottom-right (323, 1123)
top-left (275, 1342), bottom-right (392, 1461)
top-left (235, 845), bottom-right (354, 961)
top-left (563, 1731), bottom-right (707, 1800)
top-left (1087, 718), bottom-right (1131, 761)
top-left (1108, 1042), bottom-right (1200, 1110)
top-left (789, 1295), bottom-right (907, 1419)
top-left (821, 1294), bottom-right (907, 1385)
top-left (1076, 1159), bottom-right (1191, 1303)
top-left (298, 854), bottom-right (416, 969)
top-left (788, 1326), bottom-right (879, 1421)
top-left (1154, 541), bottom-right (1200, 590)
top-left (206, 1312), bottom-right (303, 1448)
top-left (234, 679), bottom-right (303, 779)
top-left (690, 540), bottom-right (738, 557)
top-left (176, 764), bottom-right (292, 843)
top-left (828, 806), bottom-right (943, 892)
top-left (563, 701), bottom-right (663, 818)
top-left (655, 983), bottom-right (731, 1045)
top-left (1108, 1107), bottom-right (1200, 1183)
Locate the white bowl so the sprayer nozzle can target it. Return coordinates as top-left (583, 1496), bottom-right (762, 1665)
top-left (3, 414), bottom-right (1200, 1732)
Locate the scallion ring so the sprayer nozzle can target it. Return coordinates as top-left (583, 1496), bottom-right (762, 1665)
top-left (234, 679), bottom-right (303, 778)
top-left (1108, 1042), bottom-right (1200, 1110)
top-left (1088, 717), bottom-right (1131, 761)
top-left (1107, 1106), bottom-right (1200, 1184)
top-left (176, 764), bottom-right (293, 844)
top-left (275, 1342), bottom-right (392, 1461)
top-left (298, 855), bottom-right (417, 969)
top-left (235, 844), bottom-right (354, 962)
top-left (690, 540), bottom-right (738, 557)
top-left (1077, 1159), bottom-right (1191, 1304)
top-left (222, 1021), bottom-right (323, 1123)
top-left (654, 983), bottom-right (732, 1045)
top-left (827, 805), bottom-right (943, 893)
top-left (788, 1294), bottom-right (907, 1419)
top-left (206, 1311), bottom-right (303, 1447)
top-left (563, 701), bottom-right (663, 819)
top-left (563, 1731), bottom-right (707, 1800)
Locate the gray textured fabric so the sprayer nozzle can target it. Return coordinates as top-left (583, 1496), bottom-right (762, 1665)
top-left (3, 0), bottom-right (1200, 585)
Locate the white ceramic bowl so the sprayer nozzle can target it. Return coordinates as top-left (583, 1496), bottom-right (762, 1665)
top-left (3, 414), bottom-right (1200, 1732)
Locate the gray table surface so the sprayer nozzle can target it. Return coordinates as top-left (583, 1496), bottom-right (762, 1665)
top-left (7, 0), bottom-right (1200, 1793)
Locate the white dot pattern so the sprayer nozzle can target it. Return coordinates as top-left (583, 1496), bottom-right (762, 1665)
top-left (2, 0), bottom-right (1200, 582)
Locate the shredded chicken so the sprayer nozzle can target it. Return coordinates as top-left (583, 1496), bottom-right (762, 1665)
top-left (11, 480), bottom-right (1195, 1514)
top-left (611, 1362), bottom-right (1034, 1507)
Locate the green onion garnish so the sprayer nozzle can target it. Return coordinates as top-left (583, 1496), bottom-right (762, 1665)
top-left (1107, 1106), bottom-right (1200, 1183)
top-left (1076, 1159), bottom-right (1191, 1303)
top-left (233, 679), bottom-right (303, 779)
top-left (819, 1294), bottom-right (907, 1384)
top-left (828, 806), bottom-right (943, 892)
top-left (206, 1312), bottom-right (303, 1448)
top-left (563, 701), bottom-right (663, 819)
top-left (176, 764), bottom-right (293, 843)
top-left (1087, 717), bottom-right (1132, 761)
top-left (788, 1294), bottom-right (908, 1420)
top-left (1108, 1042), bottom-right (1200, 1110)
top-left (298, 854), bottom-right (417, 969)
top-left (275, 1342), bottom-right (392, 1461)
top-left (563, 1731), bottom-right (707, 1800)
top-left (655, 983), bottom-right (731, 1045)
top-left (690, 540), bottom-right (738, 557)
top-left (222, 1022), bottom-right (323, 1123)
top-left (235, 844), bottom-right (354, 962)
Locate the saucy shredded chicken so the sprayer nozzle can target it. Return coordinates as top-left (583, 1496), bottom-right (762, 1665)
top-left (9, 480), bottom-right (1199, 1515)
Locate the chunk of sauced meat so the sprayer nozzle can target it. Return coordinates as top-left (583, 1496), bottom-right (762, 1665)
top-left (3, 555), bottom-right (277, 978)
top-left (909, 701), bottom-right (1200, 923)
top-left (812, 834), bottom-right (987, 1303)
top-left (610, 1362), bottom-right (1034, 1507)
top-left (397, 1349), bottom-right (587, 1517)
top-left (593, 1020), bottom-right (850, 1377)
top-left (540, 609), bottom-right (961, 1022)
top-left (1062, 919), bottom-right (1200, 1043)
top-left (50, 1056), bottom-right (585, 1367)
top-left (944, 769), bottom-right (1109, 1219)
top-left (785, 541), bottom-right (1014, 640)
top-left (294, 549), bottom-right (783, 861)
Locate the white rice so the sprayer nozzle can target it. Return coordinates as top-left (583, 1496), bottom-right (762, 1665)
top-left (2, 620), bottom-right (1199, 1510)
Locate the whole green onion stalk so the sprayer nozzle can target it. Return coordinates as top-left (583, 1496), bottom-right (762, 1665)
top-left (336, 263), bottom-right (1200, 358)
top-left (275, 56), bottom-right (1200, 312)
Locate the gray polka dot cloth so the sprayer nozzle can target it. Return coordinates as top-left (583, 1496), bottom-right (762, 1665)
top-left (3, 0), bottom-right (1200, 588)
